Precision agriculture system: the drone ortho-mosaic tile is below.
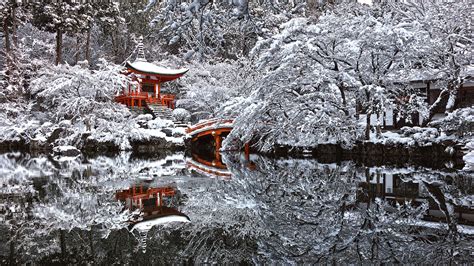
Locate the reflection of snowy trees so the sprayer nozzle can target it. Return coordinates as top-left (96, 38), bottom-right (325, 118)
top-left (223, 154), bottom-right (473, 263)
top-left (1, 152), bottom-right (472, 263)
top-left (0, 152), bottom-right (189, 263)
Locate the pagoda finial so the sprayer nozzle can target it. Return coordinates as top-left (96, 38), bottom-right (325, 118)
top-left (136, 36), bottom-right (146, 62)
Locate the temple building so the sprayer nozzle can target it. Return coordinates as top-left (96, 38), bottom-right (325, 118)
top-left (115, 37), bottom-right (188, 109)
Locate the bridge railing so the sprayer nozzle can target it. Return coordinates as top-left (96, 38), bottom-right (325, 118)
top-left (186, 119), bottom-right (234, 135)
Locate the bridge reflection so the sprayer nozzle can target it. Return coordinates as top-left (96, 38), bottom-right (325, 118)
top-left (115, 182), bottom-right (189, 231)
top-left (186, 153), bottom-right (232, 178)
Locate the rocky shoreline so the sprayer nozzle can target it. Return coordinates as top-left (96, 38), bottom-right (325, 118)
top-left (0, 137), bottom-right (468, 170)
top-left (267, 141), bottom-right (467, 169)
top-left (0, 135), bottom-right (186, 156)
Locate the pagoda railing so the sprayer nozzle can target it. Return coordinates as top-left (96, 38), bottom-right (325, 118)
top-left (115, 92), bottom-right (176, 109)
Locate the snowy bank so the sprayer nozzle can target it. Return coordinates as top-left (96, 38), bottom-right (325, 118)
top-left (463, 141), bottom-right (474, 171)
top-left (0, 64), bottom-right (185, 154)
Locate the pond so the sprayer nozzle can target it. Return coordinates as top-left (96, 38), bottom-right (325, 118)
top-left (0, 151), bottom-right (473, 264)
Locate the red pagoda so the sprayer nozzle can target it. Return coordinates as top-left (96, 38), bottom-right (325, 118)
top-left (115, 37), bottom-right (188, 109)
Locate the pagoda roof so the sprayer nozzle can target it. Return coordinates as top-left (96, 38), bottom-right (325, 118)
top-left (125, 60), bottom-right (188, 81)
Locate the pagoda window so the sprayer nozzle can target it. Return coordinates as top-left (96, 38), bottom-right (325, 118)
top-left (142, 83), bottom-right (155, 93)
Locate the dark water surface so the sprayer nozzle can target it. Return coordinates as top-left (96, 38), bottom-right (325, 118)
top-left (0, 152), bottom-right (473, 264)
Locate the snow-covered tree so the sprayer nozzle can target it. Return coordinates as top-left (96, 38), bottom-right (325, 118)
top-left (31, 1), bottom-right (90, 65)
top-left (0, 1), bottom-right (31, 95)
top-left (388, 1), bottom-right (473, 122)
top-left (176, 59), bottom-right (254, 121)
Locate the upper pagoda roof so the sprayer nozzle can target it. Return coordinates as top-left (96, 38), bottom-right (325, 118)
top-left (125, 60), bottom-right (188, 81)
top-left (125, 36), bottom-right (188, 81)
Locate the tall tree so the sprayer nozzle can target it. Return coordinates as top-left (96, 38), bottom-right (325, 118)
top-left (0, 0), bottom-right (30, 95)
top-left (31, 1), bottom-right (85, 65)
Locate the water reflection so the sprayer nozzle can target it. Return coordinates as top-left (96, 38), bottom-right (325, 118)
top-left (115, 182), bottom-right (189, 231)
top-left (186, 152), bottom-right (231, 178)
top-left (357, 171), bottom-right (474, 226)
top-left (0, 152), bottom-right (472, 264)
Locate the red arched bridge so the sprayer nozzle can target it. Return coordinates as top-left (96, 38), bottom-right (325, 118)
top-left (186, 118), bottom-right (234, 152)
top-left (186, 118), bottom-right (251, 161)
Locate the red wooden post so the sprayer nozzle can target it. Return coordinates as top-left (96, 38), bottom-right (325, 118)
top-left (245, 142), bottom-right (250, 161)
top-left (158, 82), bottom-right (161, 100)
top-left (214, 132), bottom-right (222, 161)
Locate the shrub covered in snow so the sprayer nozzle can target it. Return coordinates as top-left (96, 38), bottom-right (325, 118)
top-left (429, 107), bottom-right (474, 137)
top-left (401, 127), bottom-right (440, 142)
top-left (147, 118), bottom-right (174, 130)
top-left (172, 108), bottom-right (191, 123)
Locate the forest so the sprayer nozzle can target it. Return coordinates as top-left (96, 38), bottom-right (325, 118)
top-left (1, 0), bottom-right (473, 168)
top-left (1, 1), bottom-right (473, 264)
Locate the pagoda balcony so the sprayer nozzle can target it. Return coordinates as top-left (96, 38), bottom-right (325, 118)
top-left (115, 92), bottom-right (176, 109)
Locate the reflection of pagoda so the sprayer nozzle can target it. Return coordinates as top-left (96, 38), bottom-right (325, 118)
top-left (115, 182), bottom-right (189, 231)
top-left (357, 171), bottom-right (474, 226)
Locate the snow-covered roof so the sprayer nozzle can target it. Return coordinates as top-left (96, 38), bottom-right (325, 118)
top-left (126, 60), bottom-right (188, 77)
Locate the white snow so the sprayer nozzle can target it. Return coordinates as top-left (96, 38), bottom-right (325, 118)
top-left (127, 61), bottom-right (188, 75)
top-left (52, 145), bottom-right (79, 153)
top-left (131, 215), bottom-right (190, 232)
top-left (463, 141), bottom-right (474, 171)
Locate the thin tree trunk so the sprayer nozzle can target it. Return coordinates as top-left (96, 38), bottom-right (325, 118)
top-left (55, 27), bottom-right (63, 65)
top-left (338, 84), bottom-right (348, 116)
top-left (365, 112), bottom-right (371, 140)
top-left (9, 236), bottom-right (15, 265)
top-left (111, 31), bottom-right (118, 63)
top-left (85, 27), bottom-right (91, 66)
top-left (11, 4), bottom-right (17, 49)
top-left (89, 229), bottom-right (94, 262)
top-left (3, 14), bottom-right (11, 67)
top-left (75, 34), bottom-right (81, 65)
top-left (60, 229), bottom-right (66, 259)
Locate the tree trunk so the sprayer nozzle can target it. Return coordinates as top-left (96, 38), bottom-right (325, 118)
top-left (89, 229), bottom-right (95, 263)
top-left (111, 31), bottom-right (118, 63)
top-left (3, 14), bottom-right (11, 68)
top-left (422, 88), bottom-right (449, 126)
top-left (306, 0), bottom-right (318, 15)
top-left (55, 27), bottom-right (63, 65)
top-left (445, 79), bottom-right (461, 113)
top-left (338, 84), bottom-right (348, 116)
top-left (60, 229), bottom-right (66, 259)
top-left (11, 4), bottom-right (17, 49)
top-left (85, 26), bottom-right (91, 66)
top-left (75, 34), bottom-right (81, 65)
top-left (9, 236), bottom-right (15, 265)
top-left (365, 112), bottom-right (371, 140)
